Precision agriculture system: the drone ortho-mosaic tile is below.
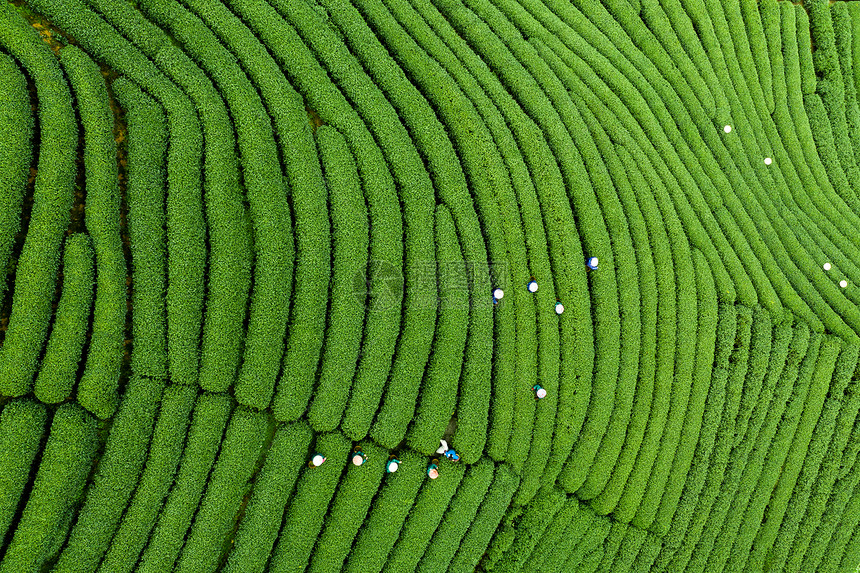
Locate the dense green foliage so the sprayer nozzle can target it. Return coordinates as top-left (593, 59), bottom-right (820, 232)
top-left (4, 0), bottom-right (860, 570)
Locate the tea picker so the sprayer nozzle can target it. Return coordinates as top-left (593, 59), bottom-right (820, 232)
top-left (308, 453), bottom-right (327, 468)
top-left (427, 459), bottom-right (440, 479)
top-left (437, 439), bottom-right (459, 461)
top-left (386, 456), bottom-right (401, 473)
top-left (351, 446), bottom-right (367, 466)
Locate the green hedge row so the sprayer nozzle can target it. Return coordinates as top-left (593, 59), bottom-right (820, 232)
top-left (704, 317), bottom-right (794, 572)
top-left (308, 441), bottom-right (387, 573)
top-left (33, 234), bottom-right (94, 404)
top-left (308, 126), bottom-right (368, 432)
top-left (719, 322), bottom-right (813, 573)
top-left (178, 0), bottom-right (329, 403)
top-left (343, 449), bottom-right (428, 573)
top-left (110, 77), bottom-right (168, 380)
top-left (406, 205), bottom-right (467, 454)
top-left (383, 459), bottom-right (465, 573)
top-left (268, 431), bottom-right (351, 573)
top-left (59, 45), bottom-right (126, 418)
top-left (685, 307), bottom-right (775, 572)
top-left (339, 0), bottom-right (520, 459)
top-left (0, 50), bottom-right (32, 308)
top-left (766, 343), bottom-right (859, 572)
top-left (53, 376), bottom-right (165, 573)
top-left (793, 352), bottom-right (860, 572)
top-left (274, 0), bottom-right (441, 444)
top-left (384, 0), bottom-right (545, 464)
top-left (562, 512), bottom-right (611, 573)
top-left (89, 0), bottom-right (252, 394)
top-left (223, 421), bottom-right (312, 573)
top-left (419, 458), bottom-right (496, 573)
top-left (100, 384), bottom-right (197, 573)
top-left (491, 487), bottom-right (566, 573)
top-left (175, 407), bottom-right (268, 573)
top-left (222, 0), bottom-right (403, 434)
top-left (133, 0), bottom-right (290, 404)
top-left (745, 336), bottom-right (841, 571)
top-left (447, 463), bottom-right (517, 573)
top-left (0, 3), bottom-right (76, 397)
top-left (138, 392), bottom-right (232, 573)
top-left (27, 0), bottom-right (207, 386)
top-left (650, 303), bottom-right (738, 571)
top-left (520, 497), bottom-right (591, 573)
top-left (439, 0), bottom-right (619, 484)
top-left (663, 304), bottom-right (754, 572)
top-left (0, 400), bottom-right (46, 546)
top-left (0, 403), bottom-right (97, 573)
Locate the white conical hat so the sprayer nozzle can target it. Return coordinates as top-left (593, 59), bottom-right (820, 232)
top-left (536, 387), bottom-right (547, 399)
top-left (312, 454), bottom-right (325, 466)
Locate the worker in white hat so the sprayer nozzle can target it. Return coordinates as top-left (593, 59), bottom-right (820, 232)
top-left (386, 456), bottom-right (400, 473)
top-left (586, 257), bottom-right (599, 271)
top-left (308, 453), bottom-right (327, 468)
top-left (351, 446), bottom-right (368, 466)
top-left (427, 459), bottom-right (440, 479)
top-left (533, 384), bottom-right (547, 399)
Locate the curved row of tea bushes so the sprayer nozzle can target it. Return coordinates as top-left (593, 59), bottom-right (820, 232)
top-left (59, 45), bottom-right (126, 419)
top-left (649, 303), bottom-right (738, 570)
top-left (0, 4), bottom-right (76, 397)
top-left (133, 0), bottom-right (298, 408)
top-left (275, 0), bottom-right (438, 443)
top-left (417, 458), bottom-right (495, 573)
top-left (382, 0), bottom-right (543, 466)
top-left (52, 376), bottom-right (164, 573)
top-left (110, 78), bottom-right (168, 380)
top-left (406, 205), bottom-right (467, 455)
top-left (222, 0), bottom-right (404, 437)
top-left (267, 431), bottom-right (351, 573)
top-left (721, 322), bottom-right (813, 573)
top-left (99, 384), bottom-right (197, 573)
top-left (447, 463), bottom-right (518, 573)
top-left (396, 0), bottom-right (585, 483)
top-left (520, 497), bottom-right (590, 572)
top-left (33, 234), bottom-right (94, 404)
top-left (704, 317), bottom-right (794, 571)
top-left (273, 0), bottom-right (450, 448)
top-left (661, 305), bottom-right (755, 571)
top-left (383, 460), bottom-right (465, 573)
top-left (0, 403), bottom-right (98, 573)
top-left (307, 441), bottom-right (387, 573)
top-left (0, 400), bottom-right (46, 546)
top-left (308, 126), bottom-right (368, 433)
top-left (137, 392), bottom-right (232, 573)
top-left (86, 0), bottom-right (251, 394)
top-left (171, 0), bottom-right (338, 410)
top-left (765, 343), bottom-right (860, 573)
top-left (490, 487), bottom-right (566, 573)
top-left (340, 0), bottom-right (528, 463)
top-left (433, 0), bottom-right (619, 486)
top-left (343, 449), bottom-right (428, 573)
top-left (647, 248), bottom-right (717, 535)
top-left (790, 361), bottom-right (860, 572)
top-left (0, 51), bottom-right (32, 307)
top-left (175, 407), bottom-right (268, 573)
top-left (26, 0), bottom-right (207, 387)
top-left (223, 421), bottom-right (312, 573)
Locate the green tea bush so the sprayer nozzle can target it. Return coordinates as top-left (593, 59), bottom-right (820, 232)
top-left (0, 403), bottom-right (98, 573)
top-left (268, 431), bottom-right (351, 573)
top-left (308, 126), bottom-right (368, 433)
top-left (100, 384), bottom-right (197, 573)
top-left (0, 400), bottom-right (47, 545)
top-left (59, 45), bottom-right (126, 419)
top-left (33, 234), bottom-right (94, 404)
top-left (138, 392), bottom-right (232, 573)
top-left (110, 78), bottom-right (168, 380)
top-left (53, 376), bottom-right (165, 573)
top-left (0, 51), bottom-right (32, 308)
top-left (175, 407), bottom-right (268, 573)
top-left (0, 4), bottom-right (76, 397)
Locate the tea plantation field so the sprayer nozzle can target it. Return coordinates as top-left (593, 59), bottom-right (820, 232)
top-left (1, 0), bottom-right (860, 570)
